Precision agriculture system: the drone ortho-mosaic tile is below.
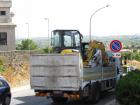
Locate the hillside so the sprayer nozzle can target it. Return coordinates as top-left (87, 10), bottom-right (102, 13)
top-left (16, 35), bottom-right (140, 49)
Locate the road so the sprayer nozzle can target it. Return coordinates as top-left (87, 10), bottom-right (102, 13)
top-left (11, 87), bottom-right (115, 105)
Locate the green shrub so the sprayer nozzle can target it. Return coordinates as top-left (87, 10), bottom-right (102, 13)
top-left (0, 59), bottom-right (3, 65)
top-left (116, 71), bottom-right (140, 105)
top-left (122, 52), bottom-right (140, 62)
top-left (0, 65), bottom-right (5, 72)
top-left (43, 47), bottom-right (53, 53)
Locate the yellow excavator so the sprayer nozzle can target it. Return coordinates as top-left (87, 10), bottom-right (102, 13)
top-left (51, 29), bottom-right (109, 66)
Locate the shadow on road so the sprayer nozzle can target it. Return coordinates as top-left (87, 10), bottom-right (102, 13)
top-left (12, 90), bottom-right (115, 105)
top-left (12, 95), bottom-right (52, 105)
top-left (52, 90), bottom-right (115, 105)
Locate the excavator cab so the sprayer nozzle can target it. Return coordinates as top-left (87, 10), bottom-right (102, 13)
top-left (51, 30), bottom-right (83, 53)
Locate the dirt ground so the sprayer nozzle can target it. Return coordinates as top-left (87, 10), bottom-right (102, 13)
top-left (128, 60), bottom-right (140, 70)
top-left (0, 61), bottom-right (29, 88)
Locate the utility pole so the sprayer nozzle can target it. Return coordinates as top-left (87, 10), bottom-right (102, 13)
top-left (44, 18), bottom-right (50, 53)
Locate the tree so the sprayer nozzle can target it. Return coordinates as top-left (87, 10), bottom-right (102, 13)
top-left (116, 71), bottom-right (140, 105)
top-left (16, 39), bottom-right (38, 50)
top-left (43, 46), bottom-right (53, 53)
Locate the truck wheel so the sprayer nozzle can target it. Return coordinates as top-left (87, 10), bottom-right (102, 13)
top-left (82, 84), bottom-right (100, 103)
top-left (81, 85), bottom-right (89, 103)
top-left (52, 97), bottom-right (67, 103)
top-left (92, 83), bottom-right (101, 103)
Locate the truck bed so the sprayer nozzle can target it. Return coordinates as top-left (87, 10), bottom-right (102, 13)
top-left (30, 54), bottom-right (116, 92)
top-left (30, 54), bottom-right (81, 91)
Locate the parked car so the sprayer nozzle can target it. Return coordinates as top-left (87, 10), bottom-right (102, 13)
top-left (0, 76), bottom-right (11, 105)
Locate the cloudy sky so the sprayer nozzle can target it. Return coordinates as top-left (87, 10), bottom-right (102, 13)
top-left (11, 0), bottom-right (140, 39)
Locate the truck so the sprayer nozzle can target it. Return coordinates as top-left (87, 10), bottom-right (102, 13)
top-left (30, 30), bottom-right (121, 103)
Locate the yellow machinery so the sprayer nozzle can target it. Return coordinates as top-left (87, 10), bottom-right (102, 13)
top-left (52, 30), bottom-right (109, 67)
top-left (83, 40), bottom-right (109, 66)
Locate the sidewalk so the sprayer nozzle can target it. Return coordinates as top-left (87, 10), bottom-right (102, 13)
top-left (11, 85), bottom-right (30, 93)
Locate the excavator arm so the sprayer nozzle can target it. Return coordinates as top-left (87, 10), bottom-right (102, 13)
top-left (83, 40), bottom-right (108, 66)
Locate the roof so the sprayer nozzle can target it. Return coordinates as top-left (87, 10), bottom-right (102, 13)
top-left (0, 23), bottom-right (16, 25)
top-left (0, 23), bottom-right (16, 27)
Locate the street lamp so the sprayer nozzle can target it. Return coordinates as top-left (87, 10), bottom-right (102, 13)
top-left (26, 22), bottom-right (29, 39)
top-left (26, 22), bottom-right (30, 50)
top-left (44, 18), bottom-right (50, 50)
top-left (89, 5), bottom-right (110, 41)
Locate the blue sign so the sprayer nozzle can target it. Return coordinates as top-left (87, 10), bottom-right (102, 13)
top-left (110, 40), bottom-right (122, 52)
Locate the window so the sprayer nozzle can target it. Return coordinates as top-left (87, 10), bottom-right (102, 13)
top-left (64, 35), bottom-right (72, 47)
top-left (0, 32), bottom-right (7, 45)
top-left (52, 30), bottom-right (81, 48)
top-left (75, 33), bottom-right (80, 47)
top-left (53, 32), bottom-right (61, 47)
top-left (0, 80), bottom-right (4, 87)
top-left (63, 31), bottom-right (80, 47)
top-left (0, 11), bottom-right (6, 15)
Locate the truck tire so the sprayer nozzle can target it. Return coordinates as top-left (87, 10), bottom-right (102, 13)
top-left (91, 83), bottom-right (101, 103)
top-left (52, 97), bottom-right (68, 103)
top-left (82, 84), bottom-right (100, 103)
top-left (81, 85), bottom-right (90, 103)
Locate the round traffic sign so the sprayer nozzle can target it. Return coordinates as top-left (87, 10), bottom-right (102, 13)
top-left (110, 40), bottom-right (122, 52)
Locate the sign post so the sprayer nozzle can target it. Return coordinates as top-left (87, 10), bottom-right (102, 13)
top-left (110, 40), bottom-right (122, 82)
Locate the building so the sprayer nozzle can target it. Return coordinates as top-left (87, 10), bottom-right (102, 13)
top-left (0, 0), bottom-right (16, 51)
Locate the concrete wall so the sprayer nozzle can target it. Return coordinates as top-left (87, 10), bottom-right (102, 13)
top-left (0, 24), bottom-right (16, 51)
top-left (0, 0), bottom-right (16, 51)
top-left (0, 0), bottom-right (11, 8)
top-left (0, 51), bottom-right (29, 65)
top-left (0, 7), bottom-right (11, 23)
top-left (0, 0), bottom-right (11, 23)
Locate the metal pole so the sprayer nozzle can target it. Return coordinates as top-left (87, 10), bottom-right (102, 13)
top-left (26, 22), bottom-right (30, 50)
top-left (89, 5), bottom-right (110, 41)
top-left (44, 18), bottom-right (50, 53)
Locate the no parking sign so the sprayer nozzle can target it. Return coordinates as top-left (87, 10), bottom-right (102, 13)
top-left (110, 40), bottom-right (122, 58)
top-left (110, 40), bottom-right (122, 52)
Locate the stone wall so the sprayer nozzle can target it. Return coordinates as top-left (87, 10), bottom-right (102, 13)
top-left (0, 50), bottom-right (30, 87)
top-left (0, 50), bottom-right (29, 65)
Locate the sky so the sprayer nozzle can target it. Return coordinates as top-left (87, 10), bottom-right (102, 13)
top-left (11, 0), bottom-right (140, 39)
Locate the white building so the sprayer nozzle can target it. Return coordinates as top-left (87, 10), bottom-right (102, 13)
top-left (0, 0), bottom-right (16, 51)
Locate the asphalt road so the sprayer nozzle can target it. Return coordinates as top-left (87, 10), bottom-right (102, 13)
top-left (11, 87), bottom-right (115, 105)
